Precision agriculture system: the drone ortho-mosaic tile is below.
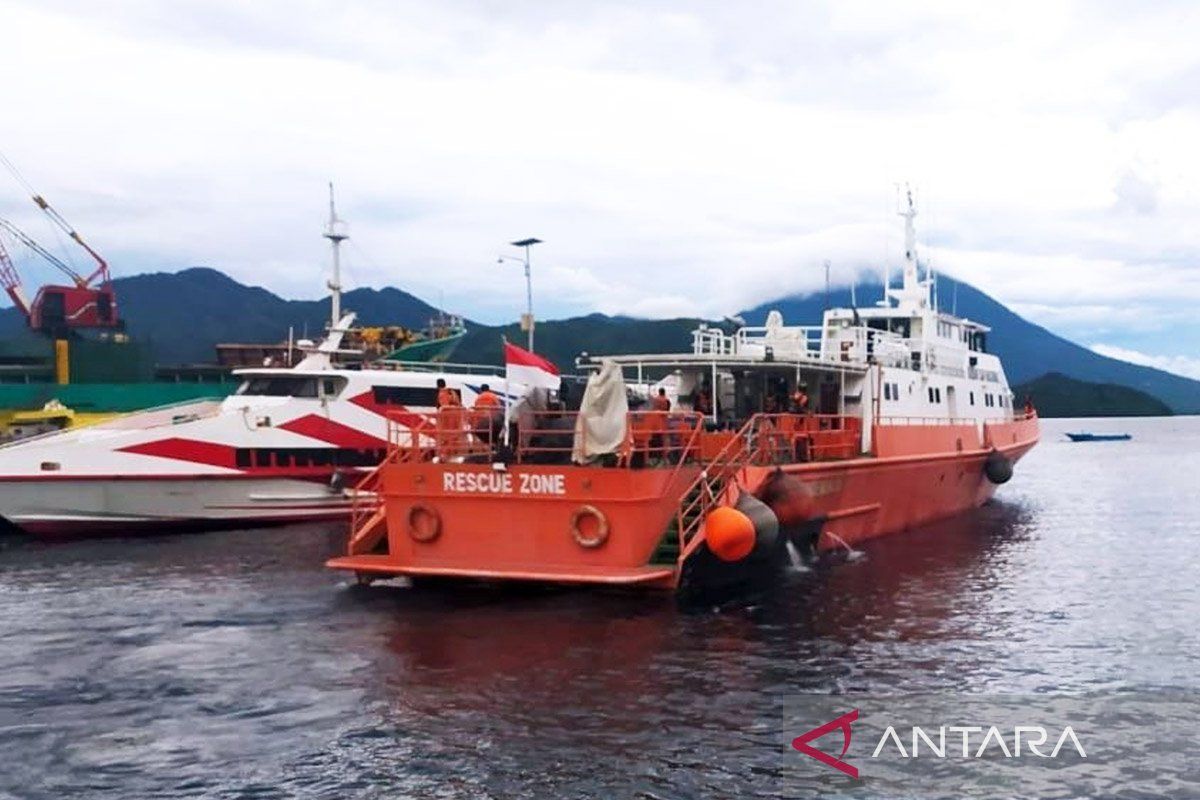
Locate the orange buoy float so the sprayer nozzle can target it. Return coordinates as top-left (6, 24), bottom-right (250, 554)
top-left (703, 505), bottom-right (756, 562)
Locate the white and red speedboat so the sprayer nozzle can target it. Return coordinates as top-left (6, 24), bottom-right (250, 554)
top-left (0, 189), bottom-right (512, 538)
top-left (0, 315), bottom-right (510, 537)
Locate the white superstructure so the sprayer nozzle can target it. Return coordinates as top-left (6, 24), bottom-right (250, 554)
top-left (589, 190), bottom-right (1017, 453)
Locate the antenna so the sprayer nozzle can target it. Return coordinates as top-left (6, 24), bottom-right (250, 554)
top-left (323, 182), bottom-right (349, 329)
top-left (823, 259), bottom-right (831, 312)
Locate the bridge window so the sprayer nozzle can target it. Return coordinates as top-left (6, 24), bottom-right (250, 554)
top-left (237, 377), bottom-right (320, 398)
top-left (372, 385), bottom-right (440, 407)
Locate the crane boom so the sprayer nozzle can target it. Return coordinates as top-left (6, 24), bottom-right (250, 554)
top-left (0, 218), bottom-right (88, 287)
top-left (32, 195), bottom-right (110, 286)
top-left (0, 236), bottom-right (30, 317)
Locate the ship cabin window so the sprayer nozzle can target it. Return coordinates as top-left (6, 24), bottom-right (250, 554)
top-left (927, 386), bottom-right (942, 403)
top-left (372, 385), bottom-right (441, 407)
top-left (237, 376), bottom-right (321, 398)
top-left (969, 391), bottom-right (975, 406)
top-left (935, 320), bottom-right (961, 341)
top-left (968, 331), bottom-right (988, 353)
top-left (321, 378), bottom-right (346, 399)
top-left (884, 383), bottom-right (892, 401)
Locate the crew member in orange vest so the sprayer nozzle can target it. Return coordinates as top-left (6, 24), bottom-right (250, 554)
top-left (648, 388), bottom-right (672, 462)
top-left (790, 385), bottom-right (809, 414)
top-left (435, 378), bottom-right (465, 453)
top-left (474, 383), bottom-right (501, 410)
top-left (472, 383), bottom-right (502, 444)
top-left (436, 378), bottom-right (460, 409)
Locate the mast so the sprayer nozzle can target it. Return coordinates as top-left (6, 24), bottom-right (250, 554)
top-left (901, 187), bottom-right (918, 298)
top-left (323, 182), bottom-right (348, 329)
top-left (887, 186), bottom-right (930, 312)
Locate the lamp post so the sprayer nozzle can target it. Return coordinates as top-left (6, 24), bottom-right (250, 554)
top-left (499, 237), bottom-right (541, 351)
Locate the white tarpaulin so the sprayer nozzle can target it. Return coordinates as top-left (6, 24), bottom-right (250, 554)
top-left (572, 359), bottom-right (629, 464)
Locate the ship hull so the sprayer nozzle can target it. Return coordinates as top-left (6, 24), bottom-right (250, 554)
top-left (328, 416), bottom-right (1040, 594)
top-left (777, 439), bottom-right (1035, 551)
top-left (383, 330), bottom-right (466, 363)
top-left (677, 440), bottom-right (1035, 601)
top-left (0, 475), bottom-right (352, 538)
top-left (676, 417), bottom-right (1039, 600)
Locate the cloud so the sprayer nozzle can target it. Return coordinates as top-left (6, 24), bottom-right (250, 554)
top-left (1091, 344), bottom-right (1200, 381)
top-left (0, 0), bottom-right (1198, 361)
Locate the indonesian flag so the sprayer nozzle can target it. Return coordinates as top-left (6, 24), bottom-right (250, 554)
top-left (504, 340), bottom-right (561, 391)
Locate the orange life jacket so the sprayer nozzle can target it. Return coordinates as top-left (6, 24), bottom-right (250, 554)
top-left (474, 390), bottom-right (501, 409)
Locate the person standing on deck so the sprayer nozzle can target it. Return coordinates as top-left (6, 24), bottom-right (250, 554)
top-left (648, 388), bottom-right (672, 463)
top-left (791, 385), bottom-right (809, 414)
top-left (436, 378), bottom-right (465, 454)
top-left (436, 378), bottom-right (461, 409)
top-left (473, 383), bottom-right (503, 445)
top-left (474, 383), bottom-right (500, 410)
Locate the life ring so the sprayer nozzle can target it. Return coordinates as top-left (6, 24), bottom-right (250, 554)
top-left (570, 504), bottom-right (609, 548)
top-left (407, 503), bottom-right (442, 542)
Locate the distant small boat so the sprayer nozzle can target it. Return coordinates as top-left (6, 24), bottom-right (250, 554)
top-left (1065, 432), bottom-right (1131, 442)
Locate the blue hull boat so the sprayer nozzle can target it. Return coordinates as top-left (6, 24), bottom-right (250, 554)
top-left (1065, 432), bottom-right (1132, 442)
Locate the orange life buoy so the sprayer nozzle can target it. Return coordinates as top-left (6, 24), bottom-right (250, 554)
top-left (570, 504), bottom-right (609, 548)
top-left (407, 503), bottom-right (441, 542)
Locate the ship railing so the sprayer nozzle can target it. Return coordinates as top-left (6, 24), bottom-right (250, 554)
top-left (380, 408), bottom-right (708, 467)
top-left (370, 359), bottom-right (506, 376)
top-left (876, 415), bottom-right (980, 426)
top-left (744, 413), bottom-right (863, 464)
top-left (347, 417), bottom-right (433, 550)
top-left (691, 324), bottom-right (827, 360)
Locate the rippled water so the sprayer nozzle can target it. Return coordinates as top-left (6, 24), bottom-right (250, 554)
top-left (2, 417), bottom-right (1198, 798)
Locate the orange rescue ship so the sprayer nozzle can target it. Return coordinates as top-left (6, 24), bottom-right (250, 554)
top-left (328, 197), bottom-right (1039, 598)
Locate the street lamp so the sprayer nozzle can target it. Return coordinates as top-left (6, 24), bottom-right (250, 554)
top-left (498, 237), bottom-right (541, 351)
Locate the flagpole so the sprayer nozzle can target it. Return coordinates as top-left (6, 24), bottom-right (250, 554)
top-left (501, 335), bottom-right (511, 449)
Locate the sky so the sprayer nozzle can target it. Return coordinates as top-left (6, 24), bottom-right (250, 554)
top-left (1, 0), bottom-right (1199, 378)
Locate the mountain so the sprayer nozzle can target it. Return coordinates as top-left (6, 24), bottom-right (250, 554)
top-left (1012, 372), bottom-right (1172, 417)
top-left (736, 277), bottom-right (1200, 414)
top-left (2, 267), bottom-right (1197, 414)
top-left (0, 267), bottom-right (452, 364)
top-left (452, 314), bottom-right (706, 373)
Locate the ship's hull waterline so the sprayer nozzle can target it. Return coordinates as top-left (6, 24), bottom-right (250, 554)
top-left (0, 475), bottom-right (353, 538)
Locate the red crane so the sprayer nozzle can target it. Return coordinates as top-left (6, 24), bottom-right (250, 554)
top-left (0, 198), bottom-right (119, 335)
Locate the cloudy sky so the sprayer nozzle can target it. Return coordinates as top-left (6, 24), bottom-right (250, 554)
top-left (1, 0), bottom-right (1198, 377)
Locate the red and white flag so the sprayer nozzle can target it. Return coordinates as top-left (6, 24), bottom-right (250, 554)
top-left (504, 341), bottom-right (560, 391)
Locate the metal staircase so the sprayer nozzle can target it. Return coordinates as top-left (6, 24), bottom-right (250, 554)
top-left (672, 416), bottom-right (758, 559)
